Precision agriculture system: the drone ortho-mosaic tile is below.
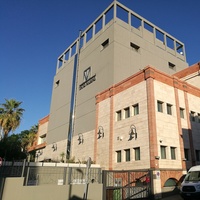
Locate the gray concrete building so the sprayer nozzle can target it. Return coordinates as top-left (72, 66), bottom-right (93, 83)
top-left (43, 0), bottom-right (188, 161)
top-left (33, 1), bottom-right (200, 196)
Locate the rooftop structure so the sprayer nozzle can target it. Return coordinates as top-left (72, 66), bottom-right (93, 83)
top-left (57, 1), bottom-right (187, 74)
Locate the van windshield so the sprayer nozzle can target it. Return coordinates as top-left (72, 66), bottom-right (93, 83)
top-left (185, 171), bottom-right (200, 182)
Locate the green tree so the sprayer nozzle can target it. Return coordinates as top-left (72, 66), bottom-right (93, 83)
top-left (20, 130), bottom-right (30, 153)
top-left (20, 125), bottom-right (38, 153)
top-left (0, 125), bottom-right (38, 161)
top-left (28, 124), bottom-right (38, 145)
top-left (0, 134), bottom-right (26, 160)
top-left (0, 99), bottom-right (25, 138)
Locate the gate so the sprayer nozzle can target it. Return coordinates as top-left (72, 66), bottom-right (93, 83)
top-left (102, 170), bottom-right (152, 200)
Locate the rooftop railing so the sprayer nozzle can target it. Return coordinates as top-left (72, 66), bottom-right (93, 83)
top-left (56, 1), bottom-right (186, 72)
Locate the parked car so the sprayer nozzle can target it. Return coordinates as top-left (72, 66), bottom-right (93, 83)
top-left (180, 165), bottom-right (200, 200)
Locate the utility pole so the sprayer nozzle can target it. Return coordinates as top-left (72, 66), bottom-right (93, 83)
top-left (83, 157), bottom-right (91, 200)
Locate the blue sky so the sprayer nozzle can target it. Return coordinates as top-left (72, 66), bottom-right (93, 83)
top-left (1, 0), bottom-right (199, 134)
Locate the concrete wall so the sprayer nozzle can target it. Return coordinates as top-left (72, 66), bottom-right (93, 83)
top-left (185, 73), bottom-right (200, 88)
top-left (1, 177), bottom-right (102, 200)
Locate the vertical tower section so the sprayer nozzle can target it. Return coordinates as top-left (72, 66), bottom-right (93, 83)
top-left (46, 1), bottom-right (188, 161)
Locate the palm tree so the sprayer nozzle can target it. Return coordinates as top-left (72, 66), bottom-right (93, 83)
top-left (20, 125), bottom-right (38, 153)
top-left (27, 124), bottom-right (38, 147)
top-left (0, 99), bottom-right (25, 138)
top-left (20, 125), bottom-right (38, 161)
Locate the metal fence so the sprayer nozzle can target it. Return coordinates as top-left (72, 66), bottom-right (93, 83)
top-left (25, 166), bottom-right (67, 186)
top-left (102, 169), bottom-right (152, 200)
top-left (0, 162), bottom-right (154, 200)
top-left (0, 161), bottom-right (102, 186)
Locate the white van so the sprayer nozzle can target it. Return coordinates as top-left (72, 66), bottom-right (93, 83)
top-left (180, 165), bottom-right (200, 200)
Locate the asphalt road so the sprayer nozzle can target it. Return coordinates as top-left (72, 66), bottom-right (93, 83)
top-left (161, 194), bottom-right (183, 200)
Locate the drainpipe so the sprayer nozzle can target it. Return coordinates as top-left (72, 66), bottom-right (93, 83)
top-left (66, 30), bottom-right (82, 159)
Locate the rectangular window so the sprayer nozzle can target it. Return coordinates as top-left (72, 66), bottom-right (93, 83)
top-left (38, 134), bottom-right (46, 145)
top-left (134, 147), bottom-right (140, 160)
top-left (176, 42), bottom-right (184, 55)
top-left (198, 113), bottom-right (200, 123)
top-left (166, 36), bottom-right (174, 49)
top-left (196, 150), bottom-right (200, 161)
top-left (191, 111), bottom-right (195, 122)
top-left (170, 147), bottom-right (176, 160)
top-left (144, 22), bottom-right (153, 33)
top-left (161, 146), bottom-right (166, 159)
top-left (133, 104), bottom-right (139, 115)
top-left (157, 101), bottom-right (163, 113)
top-left (168, 62), bottom-right (176, 70)
top-left (125, 149), bottom-right (130, 162)
top-left (180, 108), bottom-right (184, 119)
top-left (131, 14), bottom-right (142, 29)
top-left (166, 104), bottom-right (172, 115)
top-left (130, 42), bottom-right (140, 51)
top-left (40, 134), bottom-right (46, 143)
top-left (55, 80), bottom-right (60, 88)
top-left (124, 107), bottom-right (130, 118)
top-left (184, 149), bottom-right (189, 161)
top-left (101, 39), bottom-right (109, 49)
top-left (116, 110), bottom-right (122, 121)
top-left (116, 151), bottom-right (121, 163)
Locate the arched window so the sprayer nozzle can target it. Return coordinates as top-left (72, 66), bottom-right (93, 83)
top-left (164, 178), bottom-right (177, 187)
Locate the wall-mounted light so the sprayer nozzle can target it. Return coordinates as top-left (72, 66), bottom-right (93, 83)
top-left (36, 149), bottom-right (43, 158)
top-left (38, 149), bottom-right (43, 155)
top-left (155, 156), bottom-right (160, 160)
top-left (78, 133), bottom-right (84, 144)
top-left (117, 136), bottom-right (123, 141)
top-left (52, 143), bottom-right (57, 151)
top-left (97, 126), bottom-right (104, 139)
top-left (128, 124), bottom-right (137, 141)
